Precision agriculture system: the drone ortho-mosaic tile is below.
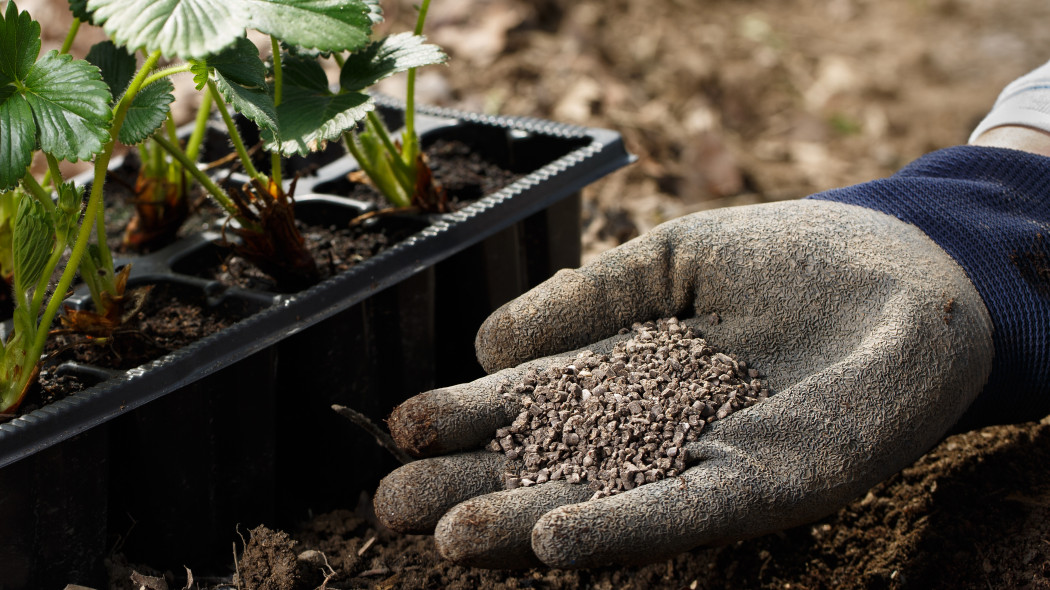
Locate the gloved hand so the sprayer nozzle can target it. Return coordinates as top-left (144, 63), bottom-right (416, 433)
top-left (373, 199), bottom-right (995, 569)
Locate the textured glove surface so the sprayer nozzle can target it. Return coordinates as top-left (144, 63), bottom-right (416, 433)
top-left (374, 200), bottom-right (993, 569)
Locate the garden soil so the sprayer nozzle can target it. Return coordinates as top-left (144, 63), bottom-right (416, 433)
top-left (25, 0), bottom-right (1050, 587)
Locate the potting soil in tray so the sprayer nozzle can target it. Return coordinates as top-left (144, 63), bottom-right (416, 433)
top-left (17, 282), bottom-right (260, 413)
top-left (487, 317), bottom-right (770, 499)
top-left (20, 137), bottom-right (525, 404)
top-left (185, 138), bottom-right (523, 290)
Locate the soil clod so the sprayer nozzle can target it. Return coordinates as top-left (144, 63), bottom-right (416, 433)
top-left (235, 526), bottom-right (303, 590)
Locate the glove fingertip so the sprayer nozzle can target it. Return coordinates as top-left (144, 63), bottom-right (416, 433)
top-left (475, 303), bottom-right (529, 373)
top-left (531, 503), bottom-right (597, 569)
top-left (373, 453), bottom-right (508, 533)
top-left (435, 498), bottom-right (543, 570)
top-left (388, 394), bottom-right (442, 457)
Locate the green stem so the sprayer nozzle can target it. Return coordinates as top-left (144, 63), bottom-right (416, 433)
top-left (92, 199), bottom-right (111, 285)
top-left (414, 0), bottom-right (432, 36)
top-left (163, 114), bottom-right (179, 184)
top-left (269, 36), bottom-right (284, 189)
top-left (141, 63), bottom-right (193, 89)
top-left (77, 250), bottom-right (105, 308)
top-left (165, 112), bottom-right (179, 144)
top-left (30, 239), bottom-right (67, 317)
top-left (31, 50), bottom-right (163, 362)
top-left (344, 132), bottom-right (410, 208)
top-left (185, 91), bottom-right (213, 163)
top-left (402, 0), bottom-right (432, 166)
top-left (332, 52), bottom-right (345, 68)
top-left (366, 112), bottom-right (413, 181)
top-left (59, 18), bottom-right (81, 54)
top-left (19, 174), bottom-right (55, 216)
top-left (44, 153), bottom-right (64, 188)
top-left (208, 79), bottom-right (263, 182)
top-left (150, 134), bottom-right (251, 226)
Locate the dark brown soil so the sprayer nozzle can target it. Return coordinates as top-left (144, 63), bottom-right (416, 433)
top-left (236, 526), bottom-right (303, 590)
top-left (191, 139), bottom-right (521, 292)
top-left (196, 217), bottom-right (419, 292)
top-left (45, 282), bottom-right (253, 370)
top-left (99, 418), bottom-right (1050, 589)
top-left (10, 282), bottom-right (257, 417)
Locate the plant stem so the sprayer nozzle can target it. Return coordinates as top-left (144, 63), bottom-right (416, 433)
top-left (402, 0), bottom-right (432, 167)
top-left (141, 63), bottom-right (193, 89)
top-left (30, 236), bottom-right (67, 316)
top-left (44, 153), bottom-right (64, 188)
top-left (366, 111), bottom-right (413, 185)
top-left (208, 79), bottom-right (264, 183)
top-left (150, 134), bottom-right (252, 226)
top-left (31, 50), bottom-right (163, 364)
top-left (414, 0), bottom-right (432, 36)
top-left (185, 91), bottom-right (213, 163)
top-left (344, 132), bottom-right (409, 208)
top-left (163, 114), bottom-right (179, 183)
top-left (59, 18), bottom-right (80, 54)
top-left (269, 36), bottom-right (284, 189)
top-left (19, 174), bottom-right (56, 216)
top-left (165, 112), bottom-right (179, 143)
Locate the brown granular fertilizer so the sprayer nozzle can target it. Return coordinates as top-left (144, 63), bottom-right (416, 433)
top-left (486, 317), bottom-right (770, 499)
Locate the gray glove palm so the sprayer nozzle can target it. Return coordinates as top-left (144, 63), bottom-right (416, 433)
top-left (373, 199), bottom-right (993, 569)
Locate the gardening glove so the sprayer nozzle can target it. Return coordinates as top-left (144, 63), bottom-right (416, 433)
top-left (374, 147), bottom-right (1050, 569)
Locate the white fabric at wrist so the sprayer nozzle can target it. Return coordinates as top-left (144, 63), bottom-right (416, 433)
top-left (969, 60), bottom-right (1050, 143)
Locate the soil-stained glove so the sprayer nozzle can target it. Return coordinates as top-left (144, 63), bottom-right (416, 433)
top-left (375, 134), bottom-right (1050, 569)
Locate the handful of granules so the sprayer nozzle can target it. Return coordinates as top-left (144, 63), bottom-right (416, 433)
top-left (486, 317), bottom-right (770, 500)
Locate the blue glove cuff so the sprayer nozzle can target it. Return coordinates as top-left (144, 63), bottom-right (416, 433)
top-left (808, 146), bottom-right (1050, 429)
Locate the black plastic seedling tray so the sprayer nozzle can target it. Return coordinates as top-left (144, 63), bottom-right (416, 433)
top-left (0, 100), bottom-right (634, 588)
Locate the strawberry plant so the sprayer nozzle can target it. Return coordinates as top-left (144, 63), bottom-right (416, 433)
top-left (0, 0), bottom-right (448, 412)
top-left (341, 0), bottom-right (449, 212)
top-left (0, 1), bottom-right (171, 413)
top-left (83, 0), bottom-right (445, 287)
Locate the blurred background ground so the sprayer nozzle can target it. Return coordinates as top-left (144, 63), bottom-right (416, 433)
top-left (21, 0), bottom-right (1050, 587)
top-left (366, 0), bottom-right (1050, 261)
top-left (27, 0), bottom-right (1050, 261)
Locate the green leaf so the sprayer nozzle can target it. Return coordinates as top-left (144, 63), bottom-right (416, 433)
top-left (1, 4), bottom-right (112, 184)
top-left (339, 33), bottom-right (446, 92)
top-left (281, 54), bottom-right (328, 93)
top-left (22, 51), bottom-right (113, 162)
top-left (67, 0), bottom-right (95, 23)
top-left (208, 36), bottom-right (268, 89)
top-left (244, 0), bottom-right (373, 53)
top-left (0, 2), bottom-right (40, 85)
top-left (85, 40), bottom-right (136, 100)
top-left (13, 194), bottom-right (55, 299)
top-left (87, 0), bottom-right (246, 59)
top-left (215, 72), bottom-right (278, 134)
top-left (363, 0), bottom-right (382, 25)
top-left (189, 59), bottom-right (210, 90)
top-left (188, 37), bottom-right (277, 133)
top-left (0, 95), bottom-right (35, 191)
top-left (265, 56), bottom-right (372, 155)
top-left (0, 190), bottom-right (17, 282)
top-left (119, 79), bottom-right (175, 144)
top-left (204, 38), bottom-right (277, 133)
top-left (0, 4), bottom-right (40, 188)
